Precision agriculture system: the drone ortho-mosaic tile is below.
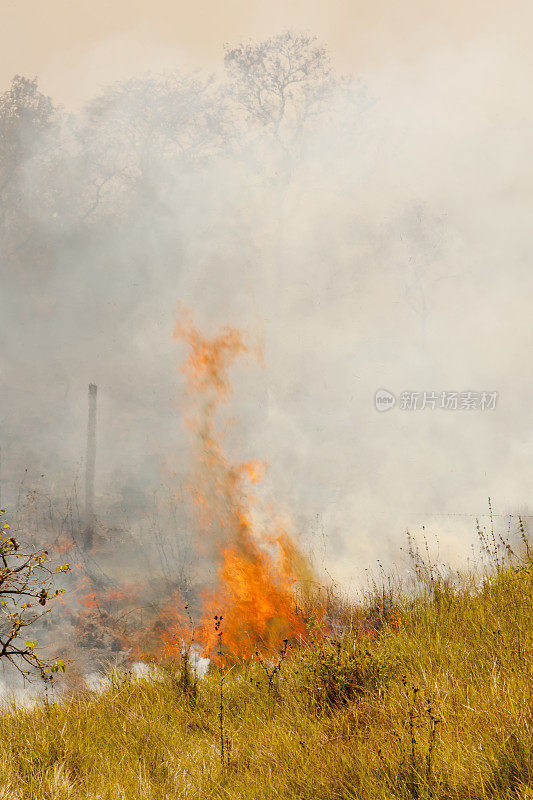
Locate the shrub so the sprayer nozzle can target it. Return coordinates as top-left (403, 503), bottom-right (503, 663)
top-left (299, 637), bottom-right (389, 711)
top-left (0, 509), bottom-right (69, 678)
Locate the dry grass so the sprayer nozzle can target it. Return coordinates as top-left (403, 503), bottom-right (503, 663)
top-left (1, 553), bottom-right (532, 799)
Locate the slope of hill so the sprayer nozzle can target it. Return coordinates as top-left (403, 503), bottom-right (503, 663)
top-left (1, 551), bottom-right (532, 800)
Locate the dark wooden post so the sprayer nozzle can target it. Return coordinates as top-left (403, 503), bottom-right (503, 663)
top-left (84, 384), bottom-right (97, 548)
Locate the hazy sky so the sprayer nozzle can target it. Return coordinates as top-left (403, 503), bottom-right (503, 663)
top-left (1, 0), bottom-right (529, 105)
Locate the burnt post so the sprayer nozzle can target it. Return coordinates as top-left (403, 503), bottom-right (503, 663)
top-left (84, 383), bottom-right (97, 548)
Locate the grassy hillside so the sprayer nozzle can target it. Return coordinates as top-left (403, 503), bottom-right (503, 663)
top-left (1, 550), bottom-right (532, 800)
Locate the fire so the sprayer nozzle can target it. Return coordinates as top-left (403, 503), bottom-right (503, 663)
top-left (69, 575), bottom-right (192, 663)
top-left (173, 311), bottom-right (324, 661)
top-left (63, 312), bottom-right (325, 668)
top-left (127, 591), bottom-right (192, 662)
top-left (70, 575), bottom-right (141, 655)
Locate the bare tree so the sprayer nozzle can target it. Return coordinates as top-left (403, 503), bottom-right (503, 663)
top-left (224, 31), bottom-right (335, 149)
top-left (72, 71), bottom-right (225, 223)
top-left (0, 76), bottom-right (59, 267)
top-left (0, 76), bottom-right (56, 190)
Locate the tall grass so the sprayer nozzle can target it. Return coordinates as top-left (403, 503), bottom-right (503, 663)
top-left (0, 539), bottom-right (532, 799)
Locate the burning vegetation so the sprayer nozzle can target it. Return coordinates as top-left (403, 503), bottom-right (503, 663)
top-left (2, 319), bottom-right (532, 800)
top-left (172, 313), bottom-right (325, 661)
top-left (27, 313), bottom-right (330, 675)
top-left (1, 514), bottom-right (531, 799)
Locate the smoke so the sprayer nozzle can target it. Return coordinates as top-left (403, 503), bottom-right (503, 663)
top-left (1, 30), bottom-right (532, 592)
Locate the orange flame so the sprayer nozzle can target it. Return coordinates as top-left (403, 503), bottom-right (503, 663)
top-left (59, 312), bottom-right (327, 668)
top-left (173, 312), bottom-right (324, 661)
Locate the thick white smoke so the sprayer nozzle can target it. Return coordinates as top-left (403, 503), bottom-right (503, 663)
top-left (1, 32), bottom-right (531, 592)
